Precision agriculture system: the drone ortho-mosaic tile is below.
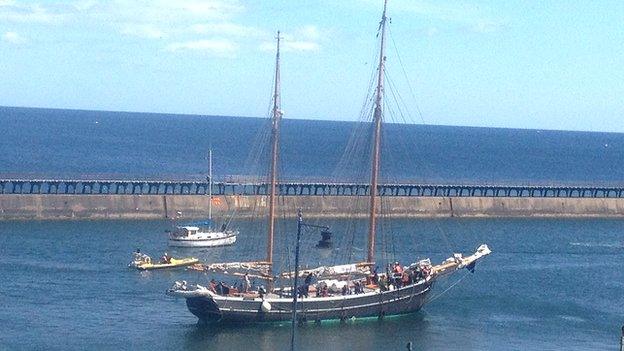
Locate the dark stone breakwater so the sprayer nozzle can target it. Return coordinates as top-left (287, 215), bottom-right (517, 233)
top-left (2, 194), bottom-right (624, 220)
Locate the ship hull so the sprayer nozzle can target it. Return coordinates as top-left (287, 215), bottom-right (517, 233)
top-left (168, 234), bottom-right (237, 248)
top-left (185, 280), bottom-right (432, 324)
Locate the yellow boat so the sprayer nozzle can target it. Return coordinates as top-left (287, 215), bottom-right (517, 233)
top-left (129, 257), bottom-right (199, 270)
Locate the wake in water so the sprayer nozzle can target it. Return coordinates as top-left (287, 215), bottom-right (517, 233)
top-left (569, 242), bottom-right (624, 249)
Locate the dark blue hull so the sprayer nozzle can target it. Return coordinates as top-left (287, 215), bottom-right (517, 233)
top-left (185, 280), bottom-right (433, 325)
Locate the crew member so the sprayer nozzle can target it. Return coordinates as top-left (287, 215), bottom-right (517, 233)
top-left (161, 252), bottom-right (171, 264)
top-left (243, 273), bottom-right (251, 293)
top-left (303, 273), bottom-right (314, 298)
top-left (393, 262), bottom-right (404, 288)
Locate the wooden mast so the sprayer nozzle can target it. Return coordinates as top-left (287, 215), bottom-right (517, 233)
top-left (208, 148), bottom-right (212, 224)
top-left (267, 31), bottom-right (282, 285)
top-left (367, 0), bottom-right (388, 264)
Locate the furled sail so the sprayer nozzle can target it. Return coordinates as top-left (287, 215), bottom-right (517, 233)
top-left (279, 262), bottom-right (374, 280)
top-left (189, 261), bottom-right (273, 279)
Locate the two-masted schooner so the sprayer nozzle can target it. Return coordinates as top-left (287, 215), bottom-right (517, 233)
top-left (168, 1), bottom-right (491, 324)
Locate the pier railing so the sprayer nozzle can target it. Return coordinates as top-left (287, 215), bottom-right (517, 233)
top-left (2, 178), bottom-right (624, 198)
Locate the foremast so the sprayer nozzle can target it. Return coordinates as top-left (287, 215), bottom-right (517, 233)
top-left (367, 0), bottom-right (388, 264)
top-left (267, 31), bottom-right (283, 287)
top-left (208, 148), bottom-right (212, 223)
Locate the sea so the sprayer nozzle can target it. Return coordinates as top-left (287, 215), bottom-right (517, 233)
top-left (0, 106), bottom-right (623, 350)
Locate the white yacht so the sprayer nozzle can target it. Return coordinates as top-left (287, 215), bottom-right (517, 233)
top-left (168, 224), bottom-right (237, 248)
top-left (168, 150), bottom-right (238, 248)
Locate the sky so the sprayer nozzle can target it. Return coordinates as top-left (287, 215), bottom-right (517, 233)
top-left (0, 0), bottom-right (623, 132)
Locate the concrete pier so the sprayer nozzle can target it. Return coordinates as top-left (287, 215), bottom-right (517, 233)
top-left (2, 194), bottom-right (624, 220)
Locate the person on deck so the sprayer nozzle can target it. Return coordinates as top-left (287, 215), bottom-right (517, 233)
top-left (161, 252), bottom-right (171, 264)
top-left (303, 273), bottom-right (313, 298)
top-left (393, 261), bottom-right (404, 288)
top-left (393, 262), bottom-right (403, 274)
top-left (258, 286), bottom-right (266, 299)
top-left (372, 266), bottom-right (379, 285)
top-left (353, 281), bottom-right (361, 294)
top-left (242, 273), bottom-right (251, 293)
top-left (402, 271), bottom-right (411, 286)
top-left (411, 268), bottom-right (421, 283)
top-left (378, 275), bottom-right (388, 291)
top-left (422, 265), bottom-right (431, 279)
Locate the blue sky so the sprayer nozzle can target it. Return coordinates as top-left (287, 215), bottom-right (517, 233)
top-left (0, 0), bottom-right (623, 132)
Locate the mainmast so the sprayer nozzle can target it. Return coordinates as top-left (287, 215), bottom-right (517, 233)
top-left (267, 31), bottom-right (282, 279)
top-left (367, 0), bottom-right (388, 264)
top-left (208, 148), bottom-right (212, 223)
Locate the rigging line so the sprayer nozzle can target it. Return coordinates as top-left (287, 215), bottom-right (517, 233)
top-left (334, 99), bottom-right (375, 180)
top-left (380, 195), bottom-right (396, 264)
top-left (386, 31), bottom-right (443, 179)
top-left (389, 27), bottom-right (427, 125)
top-left (426, 272), bottom-right (470, 304)
top-left (385, 66), bottom-right (457, 254)
top-left (381, 103), bottom-right (412, 194)
top-left (385, 71), bottom-right (410, 125)
top-left (332, 47), bottom-right (378, 181)
top-left (382, 89), bottom-right (409, 183)
top-left (386, 70), bottom-right (442, 184)
top-left (378, 196), bottom-right (388, 264)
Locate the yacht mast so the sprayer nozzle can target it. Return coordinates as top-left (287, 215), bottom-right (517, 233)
top-left (267, 31), bottom-right (282, 278)
top-left (367, 0), bottom-right (388, 264)
top-left (208, 148), bottom-right (212, 223)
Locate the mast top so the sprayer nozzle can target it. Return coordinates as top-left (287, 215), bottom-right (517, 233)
top-left (272, 30), bottom-right (283, 123)
top-left (381, 0), bottom-right (388, 23)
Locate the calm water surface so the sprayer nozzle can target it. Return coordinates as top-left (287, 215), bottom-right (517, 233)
top-left (1, 218), bottom-right (622, 350)
top-left (2, 107), bottom-right (623, 349)
top-left (2, 106), bottom-right (624, 185)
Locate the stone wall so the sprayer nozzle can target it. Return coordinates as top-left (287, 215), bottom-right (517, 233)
top-left (1, 194), bottom-right (624, 220)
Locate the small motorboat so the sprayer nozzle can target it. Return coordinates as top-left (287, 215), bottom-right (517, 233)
top-left (128, 252), bottom-right (199, 270)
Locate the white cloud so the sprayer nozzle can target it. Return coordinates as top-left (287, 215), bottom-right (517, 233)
top-left (360, 0), bottom-right (506, 34)
top-left (295, 25), bottom-right (321, 41)
top-left (0, 0), bottom-right (245, 29)
top-left (426, 27), bottom-right (439, 37)
top-left (0, 3), bottom-right (68, 23)
top-left (260, 40), bottom-right (319, 53)
top-left (260, 25), bottom-right (323, 53)
top-left (166, 39), bottom-right (238, 56)
top-left (96, 0), bottom-right (244, 26)
top-left (284, 41), bottom-right (320, 52)
top-left (0, 1), bottom-right (327, 55)
top-left (191, 23), bottom-right (265, 38)
top-left (2, 31), bottom-right (25, 44)
top-left (71, 1), bottom-right (98, 12)
top-left (471, 19), bottom-right (504, 34)
top-left (120, 24), bottom-right (166, 39)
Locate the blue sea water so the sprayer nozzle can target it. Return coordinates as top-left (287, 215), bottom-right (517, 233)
top-left (0, 218), bottom-right (622, 350)
top-left (1, 106), bottom-right (624, 350)
top-left (1, 106), bottom-right (624, 185)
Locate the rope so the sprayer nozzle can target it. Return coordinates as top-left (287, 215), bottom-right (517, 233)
top-left (425, 272), bottom-right (470, 304)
